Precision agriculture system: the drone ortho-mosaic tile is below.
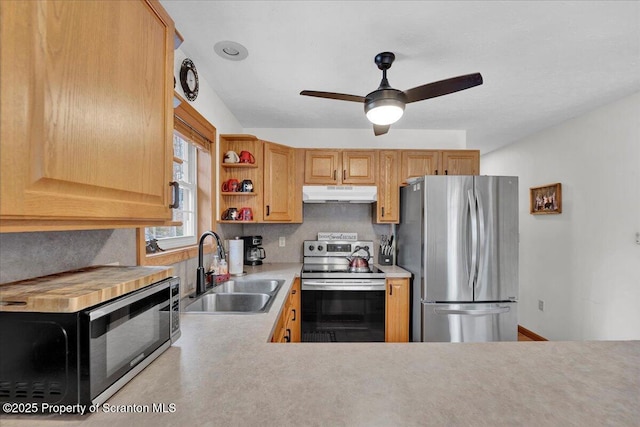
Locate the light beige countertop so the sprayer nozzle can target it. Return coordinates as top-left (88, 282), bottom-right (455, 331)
top-left (2, 263), bottom-right (639, 426)
top-left (375, 264), bottom-right (412, 278)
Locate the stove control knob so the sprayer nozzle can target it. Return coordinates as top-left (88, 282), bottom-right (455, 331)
top-left (308, 245), bottom-right (315, 252)
top-left (317, 245), bottom-right (323, 251)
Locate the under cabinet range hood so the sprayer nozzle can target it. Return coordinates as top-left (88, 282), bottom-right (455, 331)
top-left (302, 185), bottom-right (377, 203)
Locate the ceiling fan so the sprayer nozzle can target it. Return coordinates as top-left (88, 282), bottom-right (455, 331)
top-left (300, 52), bottom-right (483, 136)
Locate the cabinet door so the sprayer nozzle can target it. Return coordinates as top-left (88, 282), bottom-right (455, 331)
top-left (290, 278), bottom-right (301, 342)
top-left (440, 150), bottom-right (480, 175)
top-left (0, 0), bottom-right (174, 226)
top-left (400, 150), bottom-right (441, 183)
top-left (264, 142), bottom-right (294, 221)
top-left (342, 151), bottom-right (377, 184)
top-left (375, 151), bottom-right (400, 223)
top-left (304, 150), bottom-right (340, 184)
top-left (385, 278), bottom-right (410, 342)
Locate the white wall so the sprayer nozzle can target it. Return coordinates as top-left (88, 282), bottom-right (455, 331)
top-left (481, 92), bottom-right (640, 341)
top-left (174, 49), bottom-right (243, 140)
top-left (244, 128), bottom-right (465, 149)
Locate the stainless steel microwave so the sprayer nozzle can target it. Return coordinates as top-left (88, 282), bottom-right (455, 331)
top-left (0, 277), bottom-right (180, 412)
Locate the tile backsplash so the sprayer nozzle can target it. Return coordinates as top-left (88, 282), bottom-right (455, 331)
top-left (222, 203), bottom-right (392, 263)
top-left (0, 229), bottom-right (137, 284)
top-left (0, 204), bottom-right (391, 286)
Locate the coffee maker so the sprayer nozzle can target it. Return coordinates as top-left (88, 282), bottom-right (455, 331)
top-left (242, 235), bottom-right (266, 266)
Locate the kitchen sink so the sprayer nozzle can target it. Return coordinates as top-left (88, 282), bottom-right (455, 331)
top-left (211, 279), bottom-right (283, 294)
top-left (184, 279), bottom-right (284, 314)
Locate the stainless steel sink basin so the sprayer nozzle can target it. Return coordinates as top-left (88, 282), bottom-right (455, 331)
top-left (184, 293), bottom-right (272, 313)
top-left (211, 279), bottom-right (283, 294)
top-left (184, 279), bottom-right (284, 314)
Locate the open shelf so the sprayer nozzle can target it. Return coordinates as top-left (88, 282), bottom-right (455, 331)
top-left (222, 163), bottom-right (259, 169)
top-left (221, 192), bottom-right (258, 196)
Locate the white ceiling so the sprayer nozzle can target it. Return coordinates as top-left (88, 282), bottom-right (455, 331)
top-left (161, 1), bottom-right (640, 153)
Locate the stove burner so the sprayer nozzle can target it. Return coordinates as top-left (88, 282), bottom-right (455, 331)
top-left (348, 266), bottom-right (371, 273)
top-left (302, 239), bottom-right (386, 279)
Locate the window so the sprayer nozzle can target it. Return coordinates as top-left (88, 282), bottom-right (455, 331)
top-left (146, 133), bottom-right (198, 250)
top-left (137, 92), bottom-right (216, 266)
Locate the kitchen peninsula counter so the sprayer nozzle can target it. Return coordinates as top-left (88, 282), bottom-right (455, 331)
top-left (2, 263), bottom-right (638, 426)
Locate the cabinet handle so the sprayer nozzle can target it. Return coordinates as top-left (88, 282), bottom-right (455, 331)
top-left (285, 329), bottom-right (291, 342)
top-left (333, 170), bottom-right (337, 180)
top-left (381, 207), bottom-right (385, 217)
top-left (292, 309), bottom-right (296, 321)
top-left (389, 284), bottom-right (393, 296)
top-left (169, 182), bottom-right (180, 208)
top-left (435, 169), bottom-right (438, 175)
top-left (343, 169), bottom-right (346, 181)
top-left (266, 205), bottom-right (270, 216)
top-left (445, 170), bottom-right (448, 175)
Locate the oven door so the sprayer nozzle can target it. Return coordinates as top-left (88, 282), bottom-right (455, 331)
top-left (84, 278), bottom-right (176, 404)
top-left (301, 279), bottom-right (386, 342)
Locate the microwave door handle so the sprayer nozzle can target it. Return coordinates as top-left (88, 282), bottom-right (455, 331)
top-left (88, 279), bottom-right (172, 320)
top-left (467, 190), bottom-right (478, 291)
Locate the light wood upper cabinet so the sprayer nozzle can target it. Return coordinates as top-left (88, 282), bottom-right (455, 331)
top-left (304, 150), bottom-right (340, 184)
top-left (0, 0), bottom-right (175, 232)
top-left (219, 136), bottom-right (301, 224)
top-left (375, 151), bottom-right (400, 223)
top-left (400, 150), bottom-right (480, 184)
top-left (441, 150), bottom-right (480, 175)
top-left (400, 150), bottom-right (441, 183)
top-left (264, 142), bottom-right (302, 222)
top-left (304, 150), bottom-right (377, 185)
top-left (385, 278), bottom-right (410, 342)
top-left (342, 151), bottom-right (377, 184)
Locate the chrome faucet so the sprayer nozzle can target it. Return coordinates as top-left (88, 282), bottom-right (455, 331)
top-left (196, 231), bottom-right (226, 296)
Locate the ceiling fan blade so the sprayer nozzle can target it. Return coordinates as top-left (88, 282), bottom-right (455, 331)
top-left (373, 124), bottom-right (390, 136)
top-left (404, 73), bottom-right (483, 104)
top-left (300, 90), bottom-right (366, 103)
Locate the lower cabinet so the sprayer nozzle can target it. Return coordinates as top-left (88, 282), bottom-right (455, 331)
top-left (272, 277), bottom-right (301, 343)
top-left (385, 278), bottom-right (410, 342)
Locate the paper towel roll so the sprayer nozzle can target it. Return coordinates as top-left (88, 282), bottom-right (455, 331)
top-left (227, 238), bottom-right (244, 275)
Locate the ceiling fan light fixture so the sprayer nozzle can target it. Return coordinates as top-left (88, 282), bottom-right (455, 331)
top-left (365, 98), bottom-right (405, 125)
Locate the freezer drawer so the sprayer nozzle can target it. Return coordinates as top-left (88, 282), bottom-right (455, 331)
top-left (421, 302), bottom-right (517, 342)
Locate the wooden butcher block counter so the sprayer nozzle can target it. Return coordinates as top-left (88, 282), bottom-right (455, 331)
top-left (0, 265), bottom-right (174, 313)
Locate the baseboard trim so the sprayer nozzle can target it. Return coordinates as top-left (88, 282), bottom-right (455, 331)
top-left (518, 325), bottom-right (548, 341)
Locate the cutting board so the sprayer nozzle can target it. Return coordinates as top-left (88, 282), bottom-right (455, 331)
top-left (0, 265), bottom-right (174, 313)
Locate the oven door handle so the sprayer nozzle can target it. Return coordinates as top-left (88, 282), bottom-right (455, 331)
top-left (302, 281), bottom-right (386, 291)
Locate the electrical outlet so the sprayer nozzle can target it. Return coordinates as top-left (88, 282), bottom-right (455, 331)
top-left (279, 236), bottom-right (285, 247)
top-left (538, 300), bottom-right (545, 311)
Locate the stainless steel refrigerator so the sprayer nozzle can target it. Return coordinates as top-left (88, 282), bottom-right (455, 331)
top-left (397, 176), bottom-right (519, 342)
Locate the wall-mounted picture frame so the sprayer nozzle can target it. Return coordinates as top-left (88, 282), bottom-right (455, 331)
top-left (530, 183), bottom-right (562, 215)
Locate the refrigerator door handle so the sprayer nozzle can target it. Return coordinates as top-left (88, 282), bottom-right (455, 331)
top-left (476, 192), bottom-right (486, 291)
top-left (433, 306), bottom-right (511, 316)
top-left (467, 190), bottom-right (478, 290)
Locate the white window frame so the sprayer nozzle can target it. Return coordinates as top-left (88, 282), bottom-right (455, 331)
top-left (146, 133), bottom-right (198, 250)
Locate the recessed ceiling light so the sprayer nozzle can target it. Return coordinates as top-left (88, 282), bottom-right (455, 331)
top-left (214, 41), bottom-right (248, 61)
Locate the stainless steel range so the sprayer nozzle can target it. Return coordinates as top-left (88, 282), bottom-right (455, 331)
top-left (301, 240), bottom-right (386, 342)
